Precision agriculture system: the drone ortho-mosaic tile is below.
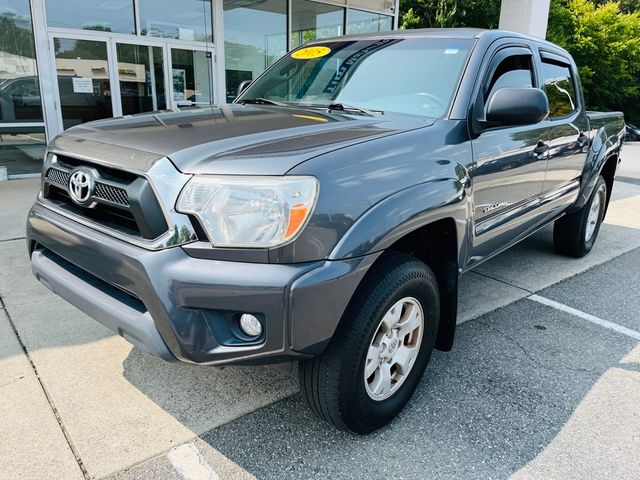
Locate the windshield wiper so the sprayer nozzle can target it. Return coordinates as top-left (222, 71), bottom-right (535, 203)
top-left (237, 97), bottom-right (289, 107)
top-left (327, 103), bottom-right (384, 116)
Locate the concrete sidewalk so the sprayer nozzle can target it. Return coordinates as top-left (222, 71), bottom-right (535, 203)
top-left (1, 144), bottom-right (639, 479)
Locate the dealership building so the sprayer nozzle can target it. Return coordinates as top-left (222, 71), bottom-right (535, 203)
top-left (0, 0), bottom-right (548, 178)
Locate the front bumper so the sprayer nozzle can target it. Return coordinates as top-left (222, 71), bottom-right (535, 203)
top-left (27, 202), bottom-right (376, 365)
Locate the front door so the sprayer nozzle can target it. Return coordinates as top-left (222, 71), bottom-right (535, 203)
top-left (470, 46), bottom-right (549, 260)
top-left (48, 33), bottom-right (216, 136)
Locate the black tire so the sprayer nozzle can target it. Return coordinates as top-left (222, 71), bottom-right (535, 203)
top-left (553, 175), bottom-right (607, 258)
top-left (299, 252), bottom-right (439, 433)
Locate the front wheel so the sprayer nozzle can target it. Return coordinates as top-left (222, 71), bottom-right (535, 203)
top-left (553, 175), bottom-right (607, 258)
top-left (299, 252), bottom-right (439, 433)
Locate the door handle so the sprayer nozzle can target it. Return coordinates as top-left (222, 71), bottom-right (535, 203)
top-left (577, 132), bottom-right (590, 149)
top-left (533, 141), bottom-right (549, 157)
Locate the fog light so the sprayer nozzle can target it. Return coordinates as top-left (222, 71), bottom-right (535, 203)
top-left (239, 314), bottom-right (262, 337)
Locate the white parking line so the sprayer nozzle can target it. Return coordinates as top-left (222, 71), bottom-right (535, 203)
top-left (529, 294), bottom-right (640, 341)
top-left (167, 444), bottom-right (219, 480)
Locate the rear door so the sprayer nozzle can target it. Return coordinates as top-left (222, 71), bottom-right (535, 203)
top-left (470, 44), bottom-right (549, 258)
top-left (539, 51), bottom-right (589, 197)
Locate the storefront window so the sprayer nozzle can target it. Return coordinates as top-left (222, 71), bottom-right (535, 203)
top-left (139, 0), bottom-right (213, 42)
top-left (349, 0), bottom-right (394, 13)
top-left (46, 0), bottom-right (135, 33)
top-left (347, 9), bottom-right (393, 34)
top-left (1, 0), bottom-right (46, 176)
top-left (291, 0), bottom-right (344, 49)
top-left (223, 0), bottom-right (286, 102)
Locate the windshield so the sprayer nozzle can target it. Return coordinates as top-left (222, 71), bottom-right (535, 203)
top-left (238, 37), bottom-right (473, 118)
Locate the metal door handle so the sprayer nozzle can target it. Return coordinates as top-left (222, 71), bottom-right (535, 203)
top-left (577, 132), bottom-right (589, 148)
top-left (533, 142), bottom-right (549, 156)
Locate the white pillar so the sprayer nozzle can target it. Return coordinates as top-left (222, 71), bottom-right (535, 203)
top-left (499, 0), bottom-right (551, 39)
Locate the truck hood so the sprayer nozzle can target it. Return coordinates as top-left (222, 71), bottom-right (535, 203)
top-left (54, 104), bottom-right (433, 175)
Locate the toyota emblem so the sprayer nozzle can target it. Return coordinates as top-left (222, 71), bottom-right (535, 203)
top-left (68, 169), bottom-right (93, 205)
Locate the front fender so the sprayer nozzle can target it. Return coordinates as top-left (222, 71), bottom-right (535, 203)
top-left (329, 177), bottom-right (469, 263)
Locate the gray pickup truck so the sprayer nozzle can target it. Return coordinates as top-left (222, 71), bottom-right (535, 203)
top-left (27, 29), bottom-right (624, 433)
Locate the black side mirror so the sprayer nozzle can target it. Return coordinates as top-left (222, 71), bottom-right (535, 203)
top-left (485, 87), bottom-right (549, 127)
top-left (236, 80), bottom-right (252, 98)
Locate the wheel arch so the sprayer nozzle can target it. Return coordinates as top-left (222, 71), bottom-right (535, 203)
top-left (385, 218), bottom-right (460, 351)
top-left (571, 126), bottom-right (623, 213)
top-left (327, 178), bottom-right (469, 352)
top-left (291, 178), bottom-right (470, 356)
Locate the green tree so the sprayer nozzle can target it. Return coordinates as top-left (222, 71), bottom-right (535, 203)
top-left (399, 0), bottom-right (501, 29)
top-left (547, 0), bottom-right (640, 123)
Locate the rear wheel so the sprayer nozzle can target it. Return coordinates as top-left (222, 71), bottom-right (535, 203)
top-left (299, 252), bottom-right (439, 433)
top-left (553, 175), bottom-right (607, 258)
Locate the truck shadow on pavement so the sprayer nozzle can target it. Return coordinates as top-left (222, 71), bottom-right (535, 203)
top-left (120, 277), bottom-right (640, 479)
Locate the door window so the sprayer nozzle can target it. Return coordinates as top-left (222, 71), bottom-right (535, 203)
top-left (484, 54), bottom-right (534, 102)
top-left (542, 61), bottom-right (577, 118)
top-left (170, 49), bottom-right (213, 106)
top-left (53, 38), bottom-right (113, 130)
top-left (116, 44), bottom-right (166, 115)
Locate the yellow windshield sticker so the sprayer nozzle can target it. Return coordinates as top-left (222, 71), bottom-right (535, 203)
top-left (291, 46), bottom-right (331, 60)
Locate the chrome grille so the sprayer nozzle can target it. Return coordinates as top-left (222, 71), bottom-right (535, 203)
top-left (46, 168), bottom-right (69, 186)
top-left (94, 182), bottom-right (129, 206)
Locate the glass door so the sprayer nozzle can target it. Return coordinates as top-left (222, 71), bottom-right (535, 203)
top-left (114, 43), bottom-right (167, 115)
top-left (168, 46), bottom-right (215, 108)
top-left (48, 34), bottom-right (217, 135)
top-left (51, 37), bottom-right (116, 130)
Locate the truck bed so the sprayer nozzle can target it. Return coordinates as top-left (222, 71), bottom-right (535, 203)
top-left (587, 110), bottom-right (625, 138)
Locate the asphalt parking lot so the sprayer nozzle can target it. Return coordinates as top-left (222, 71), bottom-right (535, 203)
top-left (1, 144), bottom-right (640, 480)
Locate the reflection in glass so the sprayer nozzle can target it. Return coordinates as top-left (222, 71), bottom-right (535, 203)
top-left (0, 0), bottom-right (42, 122)
top-left (223, 0), bottom-right (286, 102)
top-left (291, 0), bottom-right (344, 49)
top-left (54, 38), bottom-right (113, 129)
top-left (45, 0), bottom-right (135, 33)
top-left (171, 49), bottom-right (213, 106)
top-left (1, 0), bottom-right (45, 175)
top-left (117, 44), bottom-right (166, 115)
top-left (542, 61), bottom-right (577, 118)
top-left (139, 0), bottom-right (212, 42)
top-left (241, 38), bottom-right (473, 118)
top-left (347, 9), bottom-right (393, 34)
top-left (349, 0), bottom-right (393, 12)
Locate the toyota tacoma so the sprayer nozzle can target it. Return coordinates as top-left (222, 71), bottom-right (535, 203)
top-left (27, 29), bottom-right (625, 433)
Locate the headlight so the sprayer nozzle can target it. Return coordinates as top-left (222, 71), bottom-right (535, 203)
top-left (177, 175), bottom-right (318, 248)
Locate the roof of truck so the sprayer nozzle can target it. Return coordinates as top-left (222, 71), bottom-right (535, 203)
top-left (309, 28), bottom-right (567, 54)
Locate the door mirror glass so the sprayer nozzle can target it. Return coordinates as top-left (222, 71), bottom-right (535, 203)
top-left (236, 80), bottom-right (252, 98)
top-left (485, 87), bottom-right (549, 127)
